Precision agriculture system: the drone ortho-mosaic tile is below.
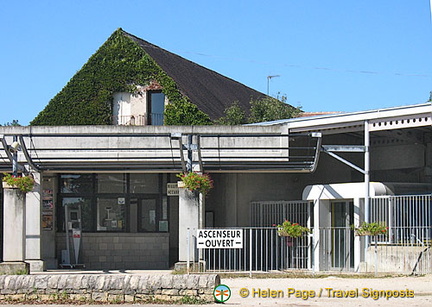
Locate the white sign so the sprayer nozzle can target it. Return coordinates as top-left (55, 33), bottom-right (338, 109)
top-left (167, 183), bottom-right (179, 196)
top-left (196, 229), bottom-right (243, 249)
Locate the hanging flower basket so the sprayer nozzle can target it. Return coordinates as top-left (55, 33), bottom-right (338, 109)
top-left (176, 172), bottom-right (213, 196)
top-left (352, 222), bottom-right (388, 236)
top-left (274, 220), bottom-right (310, 238)
top-left (2, 173), bottom-right (35, 193)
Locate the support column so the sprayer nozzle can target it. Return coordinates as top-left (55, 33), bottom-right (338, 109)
top-left (353, 197), bottom-right (363, 272)
top-left (313, 198), bottom-right (320, 272)
top-left (1, 184), bottom-right (30, 274)
top-left (178, 187), bottom-right (200, 262)
top-left (364, 120), bottom-right (370, 255)
top-left (25, 172), bottom-right (45, 272)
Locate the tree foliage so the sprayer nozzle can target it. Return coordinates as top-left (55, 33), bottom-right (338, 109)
top-left (216, 101), bottom-right (247, 125)
top-left (164, 100), bottom-right (212, 125)
top-left (248, 97), bottom-right (301, 123)
top-left (1, 120), bottom-right (21, 126)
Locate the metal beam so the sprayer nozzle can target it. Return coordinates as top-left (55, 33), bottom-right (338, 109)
top-left (321, 145), bottom-right (365, 152)
top-left (322, 148), bottom-right (366, 175)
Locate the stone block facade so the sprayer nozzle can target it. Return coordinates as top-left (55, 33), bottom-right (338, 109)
top-left (56, 233), bottom-right (169, 270)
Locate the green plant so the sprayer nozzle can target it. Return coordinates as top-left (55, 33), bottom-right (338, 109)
top-left (31, 28), bottom-right (213, 126)
top-left (274, 220), bottom-right (310, 238)
top-left (2, 173), bottom-right (35, 193)
top-left (216, 101), bottom-right (247, 125)
top-left (249, 97), bottom-right (301, 123)
top-left (178, 295), bottom-right (207, 304)
top-left (164, 100), bottom-right (212, 125)
top-left (177, 172), bottom-right (213, 195)
top-left (352, 222), bottom-right (388, 236)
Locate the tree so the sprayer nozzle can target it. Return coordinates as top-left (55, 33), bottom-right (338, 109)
top-left (248, 97), bottom-right (301, 123)
top-left (216, 101), bottom-right (247, 125)
top-left (1, 120), bottom-right (21, 126)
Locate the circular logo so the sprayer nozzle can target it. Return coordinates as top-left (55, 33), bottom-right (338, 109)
top-left (213, 284), bottom-right (231, 303)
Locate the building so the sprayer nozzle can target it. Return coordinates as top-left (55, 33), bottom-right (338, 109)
top-left (2, 30), bottom-right (432, 273)
top-left (1, 103), bottom-right (432, 273)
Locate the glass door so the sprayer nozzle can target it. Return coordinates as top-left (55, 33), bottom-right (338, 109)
top-left (134, 197), bottom-right (168, 232)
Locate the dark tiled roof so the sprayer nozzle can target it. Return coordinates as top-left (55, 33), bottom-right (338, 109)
top-left (123, 30), bottom-right (267, 120)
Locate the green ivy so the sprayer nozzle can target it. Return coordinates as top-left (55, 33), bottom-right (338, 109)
top-left (31, 29), bottom-right (211, 126)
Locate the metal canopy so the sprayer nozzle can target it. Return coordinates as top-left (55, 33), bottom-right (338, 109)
top-left (0, 131), bottom-right (322, 173)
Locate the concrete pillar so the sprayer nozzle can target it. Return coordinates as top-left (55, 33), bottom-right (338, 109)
top-left (0, 183), bottom-right (30, 274)
top-left (25, 172), bottom-right (45, 271)
top-left (3, 186), bottom-right (26, 261)
top-left (178, 187), bottom-right (200, 262)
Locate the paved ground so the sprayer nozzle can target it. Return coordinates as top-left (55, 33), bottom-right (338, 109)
top-left (218, 274), bottom-right (432, 306)
top-left (13, 271), bottom-right (432, 306)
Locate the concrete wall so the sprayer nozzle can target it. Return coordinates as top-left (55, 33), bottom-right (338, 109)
top-left (365, 246), bottom-right (430, 274)
top-left (206, 154), bottom-right (356, 228)
top-left (0, 274), bottom-right (220, 303)
top-left (56, 233), bottom-right (169, 270)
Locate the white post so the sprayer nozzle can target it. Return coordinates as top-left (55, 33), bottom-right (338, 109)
top-left (249, 228), bottom-right (252, 277)
top-left (25, 171), bottom-right (45, 271)
top-left (1, 184), bottom-right (30, 274)
top-left (364, 120), bottom-right (370, 255)
top-left (178, 186), bottom-right (199, 262)
top-left (364, 120), bottom-right (370, 222)
top-left (353, 197), bottom-right (362, 271)
top-left (313, 198), bottom-right (320, 272)
top-left (3, 186), bottom-right (26, 262)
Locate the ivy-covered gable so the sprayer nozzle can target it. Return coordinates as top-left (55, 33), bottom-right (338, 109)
top-left (31, 29), bottom-right (210, 125)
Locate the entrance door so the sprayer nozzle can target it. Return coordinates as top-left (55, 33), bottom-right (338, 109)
top-left (62, 198), bottom-right (84, 267)
top-left (130, 197), bottom-right (168, 233)
top-left (331, 201), bottom-right (354, 270)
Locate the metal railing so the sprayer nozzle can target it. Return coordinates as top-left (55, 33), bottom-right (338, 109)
top-left (189, 227), bottom-right (312, 273)
top-left (250, 201), bottom-right (310, 227)
top-left (316, 226), bottom-right (432, 274)
top-left (113, 113), bottom-right (164, 126)
top-left (189, 226), bottom-right (432, 275)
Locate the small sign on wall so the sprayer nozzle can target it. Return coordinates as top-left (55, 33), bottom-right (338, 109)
top-left (167, 183), bottom-right (179, 196)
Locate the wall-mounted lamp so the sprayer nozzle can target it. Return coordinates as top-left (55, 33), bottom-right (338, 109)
top-left (9, 141), bottom-right (21, 153)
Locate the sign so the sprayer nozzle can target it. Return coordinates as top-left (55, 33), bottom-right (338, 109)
top-left (167, 183), bottom-right (179, 196)
top-left (196, 229), bottom-right (243, 249)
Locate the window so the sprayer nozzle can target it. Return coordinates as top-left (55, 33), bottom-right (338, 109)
top-left (61, 174), bottom-right (93, 194)
top-left (57, 173), bottom-right (167, 233)
top-left (96, 198), bottom-right (126, 231)
top-left (58, 197), bottom-right (94, 232)
top-left (130, 173), bottom-right (159, 193)
top-left (97, 174), bottom-right (125, 193)
top-left (148, 91), bottom-right (165, 125)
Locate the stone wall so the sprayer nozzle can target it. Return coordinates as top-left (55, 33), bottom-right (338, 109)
top-left (56, 233), bottom-right (169, 270)
top-left (0, 274), bottom-right (219, 303)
